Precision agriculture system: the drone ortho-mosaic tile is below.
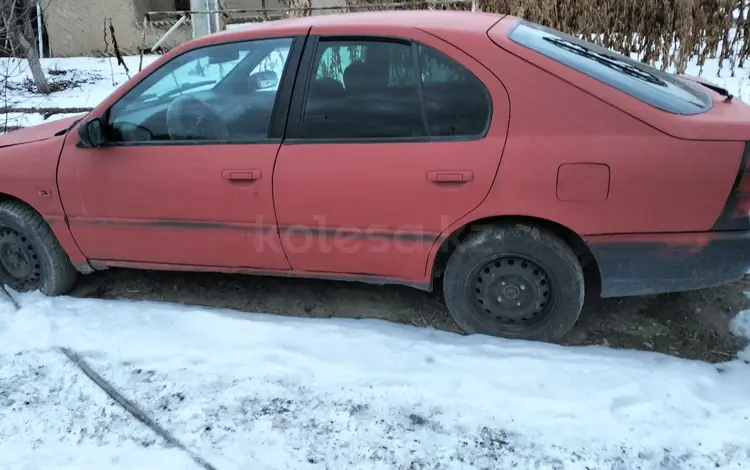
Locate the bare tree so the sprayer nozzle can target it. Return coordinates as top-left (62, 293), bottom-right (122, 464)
top-left (0, 0), bottom-right (49, 94)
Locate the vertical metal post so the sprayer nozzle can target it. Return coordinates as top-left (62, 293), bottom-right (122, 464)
top-left (36, 2), bottom-right (43, 58)
top-left (204, 0), bottom-right (220, 33)
top-left (204, 0), bottom-right (212, 34)
top-left (190, 0), bottom-right (209, 38)
top-left (212, 0), bottom-right (221, 33)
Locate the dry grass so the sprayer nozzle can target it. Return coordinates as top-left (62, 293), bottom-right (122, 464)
top-left (287, 0), bottom-right (749, 75)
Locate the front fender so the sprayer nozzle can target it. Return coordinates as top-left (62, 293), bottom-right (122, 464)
top-left (0, 136), bottom-right (90, 269)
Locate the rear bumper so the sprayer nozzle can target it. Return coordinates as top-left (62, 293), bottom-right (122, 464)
top-left (586, 231), bottom-right (750, 297)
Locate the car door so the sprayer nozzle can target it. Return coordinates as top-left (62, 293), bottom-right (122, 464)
top-left (57, 34), bottom-right (306, 270)
top-left (273, 27), bottom-right (510, 283)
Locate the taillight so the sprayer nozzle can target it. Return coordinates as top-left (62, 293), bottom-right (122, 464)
top-left (712, 141), bottom-right (750, 230)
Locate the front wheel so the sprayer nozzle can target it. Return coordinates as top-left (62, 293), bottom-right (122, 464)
top-left (442, 224), bottom-right (584, 342)
top-left (0, 200), bottom-right (78, 296)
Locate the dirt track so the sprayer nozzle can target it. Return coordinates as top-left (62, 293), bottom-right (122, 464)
top-left (68, 268), bottom-right (750, 363)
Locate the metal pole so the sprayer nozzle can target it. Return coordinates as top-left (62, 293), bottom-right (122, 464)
top-left (151, 14), bottom-right (188, 52)
top-left (190, 0), bottom-right (209, 38)
top-left (36, 2), bottom-right (43, 58)
top-left (203, 0), bottom-right (220, 34)
top-left (211, 0), bottom-right (221, 32)
top-left (204, 0), bottom-right (212, 34)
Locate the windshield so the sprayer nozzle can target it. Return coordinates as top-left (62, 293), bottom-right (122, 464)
top-left (508, 20), bottom-right (713, 115)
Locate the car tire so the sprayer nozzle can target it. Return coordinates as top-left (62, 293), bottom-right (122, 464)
top-left (443, 223), bottom-right (584, 342)
top-left (0, 200), bottom-right (78, 296)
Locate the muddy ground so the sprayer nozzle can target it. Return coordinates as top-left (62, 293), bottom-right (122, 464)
top-left (68, 268), bottom-right (750, 363)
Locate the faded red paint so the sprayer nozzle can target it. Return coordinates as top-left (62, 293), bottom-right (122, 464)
top-left (272, 21), bottom-right (510, 280)
top-left (0, 11), bottom-right (748, 293)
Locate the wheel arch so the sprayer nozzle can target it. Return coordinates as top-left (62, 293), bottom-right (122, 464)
top-left (429, 214), bottom-right (602, 298)
top-left (0, 191), bottom-right (91, 272)
top-left (0, 191), bottom-right (54, 219)
top-left (0, 191), bottom-right (35, 207)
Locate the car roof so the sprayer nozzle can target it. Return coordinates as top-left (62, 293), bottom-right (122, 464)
top-left (206, 10), bottom-right (509, 43)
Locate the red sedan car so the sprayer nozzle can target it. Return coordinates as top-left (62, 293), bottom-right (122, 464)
top-left (1, 10), bottom-right (749, 342)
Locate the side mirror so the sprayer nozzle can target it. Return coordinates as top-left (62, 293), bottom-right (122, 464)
top-left (248, 70), bottom-right (278, 91)
top-left (77, 118), bottom-right (104, 148)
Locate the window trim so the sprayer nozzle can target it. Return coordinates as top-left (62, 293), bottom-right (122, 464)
top-left (98, 35), bottom-right (305, 148)
top-left (284, 34), bottom-right (493, 145)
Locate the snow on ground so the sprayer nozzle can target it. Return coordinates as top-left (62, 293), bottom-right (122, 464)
top-left (1, 55), bottom-right (160, 111)
top-left (731, 293), bottom-right (750, 349)
top-left (731, 310), bottom-right (750, 350)
top-left (2, 111), bottom-right (81, 130)
top-left (689, 59), bottom-right (750, 102)
top-left (1, 291), bottom-right (749, 470)
top-left (2, 112), bottom-right (46, 129)
top-left (0, 351), bottom-right (194, 470)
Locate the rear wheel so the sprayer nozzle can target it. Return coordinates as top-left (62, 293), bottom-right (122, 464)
top-left (0, 200), bottom-right (78, 295)
top-left (442, 223), bottom-right (584, 342)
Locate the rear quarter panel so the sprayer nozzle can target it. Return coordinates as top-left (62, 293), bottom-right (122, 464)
top-left (489, 18), bottom-right (750, 141)
top-left (447, 22), bottom-right (743, 236)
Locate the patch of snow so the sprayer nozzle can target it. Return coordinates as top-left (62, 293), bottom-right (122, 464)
top-left (45, 112), bottom-right (88, 122)
top-left (0, 350), bottom-right (195, 470)
top-left (683, 58), bottom-right (750, 102)
top-left (731, 308), bottom-right (750, 340)
top-left (1, 55), bottom-right (160, 111)
top-left (2, 112), bottom-right (46, 128)
top-left (1, 291), bottom-right (749, 469)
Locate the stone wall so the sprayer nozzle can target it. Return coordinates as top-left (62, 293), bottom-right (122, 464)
top-left (44, 0), bottom-right (141, 56)
top-left (44, 0), bottom-right (193, 57)
top-left (42, 0), bottom-right (361, 57)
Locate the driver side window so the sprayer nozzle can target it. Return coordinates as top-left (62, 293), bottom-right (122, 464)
top-left (105, 37), bottom-right (293, 144)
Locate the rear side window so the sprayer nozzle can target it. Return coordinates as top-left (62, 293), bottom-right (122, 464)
top-left (418, 45), bottom-right (491, 136)
top-left (304, 39), bottom-right (425, 139)
top-left (300, 38), bottom-right (491, 140)
top-left (508, 21), bottom-right (712, 115)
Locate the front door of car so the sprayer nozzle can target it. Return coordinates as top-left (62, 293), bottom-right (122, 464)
top-left (58, 35), bottom-right (305, 270)
top-left (273, 30), bottom-right (510, 282)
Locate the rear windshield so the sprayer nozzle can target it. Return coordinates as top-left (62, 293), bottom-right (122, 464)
top-left (507, 21), bottom-right (713, 115)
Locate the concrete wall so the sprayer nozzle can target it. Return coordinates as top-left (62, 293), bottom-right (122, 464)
top-left (45, 0), bottom-right (141, 56)
top-left (42, 0), bottom-right (361, 57)
top-left (147, 0), bottom-right (178, 10)
top-left (44, 0), bottom-right (193, 57)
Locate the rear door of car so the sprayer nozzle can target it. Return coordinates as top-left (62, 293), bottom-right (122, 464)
top-left (272, 25), bottom-right (510, 283)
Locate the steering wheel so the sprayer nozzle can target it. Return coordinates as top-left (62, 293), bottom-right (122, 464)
top-left (166, 95), bottom-right (230, 141)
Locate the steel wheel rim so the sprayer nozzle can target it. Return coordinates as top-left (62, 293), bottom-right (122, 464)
top-left (468, 254), bottom-right (555, 329)
top-left (0, 226), bottom-right (41, 291)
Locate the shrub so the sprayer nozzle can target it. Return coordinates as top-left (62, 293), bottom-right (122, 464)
top-left (320, 0), bottom-right (748, 75)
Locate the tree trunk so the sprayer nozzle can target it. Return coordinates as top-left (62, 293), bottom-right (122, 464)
top-left (3, 0), bottom-right (49, 94)
top-left (16, 30), bottom-right (48, 94)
